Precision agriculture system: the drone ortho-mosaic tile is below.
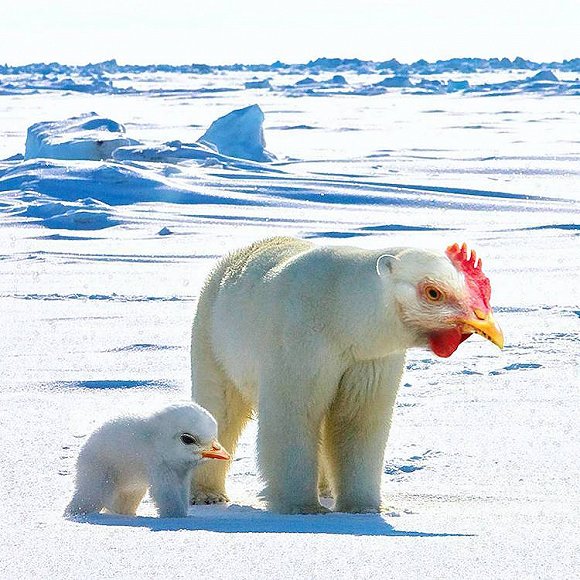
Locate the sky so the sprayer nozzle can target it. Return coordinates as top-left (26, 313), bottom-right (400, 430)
top-left (1, 0), bottom-right (578, 65)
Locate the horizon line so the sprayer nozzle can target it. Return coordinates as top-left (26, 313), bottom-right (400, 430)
top-left (2, 55), bottom-right (579, 69)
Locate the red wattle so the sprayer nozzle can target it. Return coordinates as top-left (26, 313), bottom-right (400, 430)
top-left (428, 328), bottom-right (471, 358)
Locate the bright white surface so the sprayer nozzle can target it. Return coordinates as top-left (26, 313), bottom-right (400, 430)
top-left (0, 69), bottom-right (579, 579)
top-left (24, 113), bottom-right (136, 161)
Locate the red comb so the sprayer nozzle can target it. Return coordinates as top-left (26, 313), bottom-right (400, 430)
top-left (446, 242), bottom-right (491, 310)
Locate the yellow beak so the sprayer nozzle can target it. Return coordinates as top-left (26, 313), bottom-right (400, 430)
top-left (201, 441), bottom-right (231, 461)
top-left (461, 309), bottom-right (504, 350)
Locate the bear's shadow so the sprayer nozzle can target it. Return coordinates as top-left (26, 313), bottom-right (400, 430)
top-left (81, 504), bottom-right (473, 537)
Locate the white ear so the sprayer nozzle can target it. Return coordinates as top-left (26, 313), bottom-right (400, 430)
top-left (375, 254), bottom-right (398, 277)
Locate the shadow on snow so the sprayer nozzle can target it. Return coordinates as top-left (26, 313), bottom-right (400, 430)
top-left (50, 379), bottom-right (177, 390)
top-left (79, 504), bottom-right (474, 538)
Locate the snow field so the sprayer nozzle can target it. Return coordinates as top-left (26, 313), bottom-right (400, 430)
top-left (1, 61), bottom-right (579, 579)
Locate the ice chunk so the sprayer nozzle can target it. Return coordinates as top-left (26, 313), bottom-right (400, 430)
top-left (198, 104), bottom-right (275, 162)
top-left (24, 112), bottom-right (139, 161)
top-left (415, 79), bottom-right (444, 93)
top-left (526, 70), bottom-right (559, 82)
top-left (295, 77), bottom-right (317, 86)
top-left (244, 79), bottom-right (272, 89)
top-left (447, 80), bottom-right (470, 92)
top-left (374, 75), bottom-right (413, 88)
top-left (326, 75), bottom-right (348, 86)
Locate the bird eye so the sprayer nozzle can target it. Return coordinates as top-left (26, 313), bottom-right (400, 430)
top-left (424, 285), bottom-right (444, 303)
top-left (180, 433), bottom-right (198, 446)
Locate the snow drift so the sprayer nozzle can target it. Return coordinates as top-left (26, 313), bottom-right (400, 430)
top-left (22, 106), bottom-right (278, 166)
top-left (0, 159), bottom-right (262, 207)
top-left (112, 140), bottom-right (280, 172)
top-left (25, 198), bottom-right (121, 230)
top-left (24, 112), bottom-right (139, 161)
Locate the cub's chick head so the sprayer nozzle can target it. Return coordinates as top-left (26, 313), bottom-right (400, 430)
top-left (382, 243), bottom-right (504, 358)
top-left (147, 403), bottom-right (230, 467)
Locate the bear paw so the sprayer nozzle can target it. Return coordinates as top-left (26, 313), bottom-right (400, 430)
top-left (334, 503), bottom-right (380, 514)
top-left (190, 490), bottom-right (229, 505)
top-left (277, 502), bottom-right (331, 515)
top-left (318, 484), bottom-right (334, 499)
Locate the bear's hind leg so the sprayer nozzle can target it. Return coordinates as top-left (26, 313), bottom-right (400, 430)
top-left (64, 462), bottom-right (111, 517)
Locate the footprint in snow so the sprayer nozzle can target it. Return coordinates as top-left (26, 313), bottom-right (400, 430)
top-left (489, 362), bottom-right (543, 375)
top-left (384, 450), bottom-right (441, 477)
top-left (503, 362), bottom-right (543, 370)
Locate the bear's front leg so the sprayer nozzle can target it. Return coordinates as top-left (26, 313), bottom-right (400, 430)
top-left (325, 354), bottom-right (404, 513)
top-left (257, 371), bottom-right (337, 514)
top-left (149, 466), bottom-right (191, 518)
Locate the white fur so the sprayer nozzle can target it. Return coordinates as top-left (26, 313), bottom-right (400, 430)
top-left (190, 237), bottom-right (469, 513)
top-left (65, 403), bottom-right (221, 518)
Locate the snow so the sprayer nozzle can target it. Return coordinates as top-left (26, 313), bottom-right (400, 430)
top-left (2, 59), bottom-right (578, 101)
top-left (17, 197), bottom-right (121, 230)
top-left (24, 112), bottom-right (139, 161)
top-left (1, 59), bottom-right (579, 579)
top-left (198, 104), bottom-right (275, 162)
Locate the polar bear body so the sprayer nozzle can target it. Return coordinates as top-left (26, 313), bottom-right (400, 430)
top-left (191, 237), bottom-right (423, 513)
top-left (65, 403), bottom-right (222, 518)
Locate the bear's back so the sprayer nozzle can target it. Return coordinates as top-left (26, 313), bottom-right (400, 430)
top-left (219, 236), bottom-right (313, 286)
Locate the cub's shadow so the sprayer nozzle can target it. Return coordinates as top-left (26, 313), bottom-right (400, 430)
top-left (82, 504), bottom-right (474, 538)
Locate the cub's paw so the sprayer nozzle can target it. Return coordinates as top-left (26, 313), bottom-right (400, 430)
top-left (190, 490), bottom-right (229, 505)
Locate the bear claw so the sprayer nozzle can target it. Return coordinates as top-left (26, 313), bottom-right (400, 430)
top-left (190, 491), bottom-right (229, 505)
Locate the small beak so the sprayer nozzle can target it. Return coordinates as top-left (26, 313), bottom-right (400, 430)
top-left (201, 442), bottom-right (230, 461)
top-left (461, 309), bottom-right (504, 350)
